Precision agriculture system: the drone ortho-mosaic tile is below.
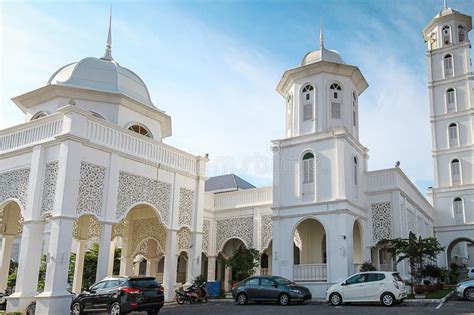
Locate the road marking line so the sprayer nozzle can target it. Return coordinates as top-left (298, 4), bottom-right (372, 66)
top-left (436, 302), bottom-right (444, 309)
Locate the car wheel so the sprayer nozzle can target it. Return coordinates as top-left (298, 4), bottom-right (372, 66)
top-left (381, 292), bottom-right (395, 306)
top-left (465, 287), bottom-right (474, 301)
top-left (71, 302), bottom-right (82, 315)
top-left (329, 293), bottom-right (342, 306)
top-left (237, 293), bottom-right (248, 305)
top-left (176, 295), bottom-right (186, 304)
top-left (279, 293), bottom-right (290, 306)
top-left (109, 302), bottom-right (121, 315)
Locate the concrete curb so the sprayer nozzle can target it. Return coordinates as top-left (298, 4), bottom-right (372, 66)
top-left (404, 290), bottom-right (454, 303)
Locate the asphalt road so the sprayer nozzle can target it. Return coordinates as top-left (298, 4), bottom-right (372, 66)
top-left (158, 296), bottom-right (473, 314)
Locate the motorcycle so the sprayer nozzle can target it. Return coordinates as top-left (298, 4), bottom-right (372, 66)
top-left (175, 282), bottom-right (208, 304)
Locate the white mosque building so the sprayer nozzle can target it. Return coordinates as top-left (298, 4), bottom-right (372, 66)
top-left (0, 3), bottom-right (471, 314)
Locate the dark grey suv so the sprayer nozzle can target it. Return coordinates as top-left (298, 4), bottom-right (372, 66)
top-left (231, 276), bottom-right (312, 306)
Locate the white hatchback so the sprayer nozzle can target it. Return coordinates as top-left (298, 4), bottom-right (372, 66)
top-left (326, 271), bottom-right (407, 307)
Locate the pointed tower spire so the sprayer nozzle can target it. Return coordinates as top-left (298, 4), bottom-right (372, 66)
top-left (101, 6), bottom-right (113, 61)
top-left (320, 17), bottom-right (324, 49)
top-left (443, 0), bottom-right (448, 9)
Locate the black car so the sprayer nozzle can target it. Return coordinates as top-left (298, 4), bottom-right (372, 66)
top-left (231, 275), bottom-right (312, 306)
top-left (70, 276), bottom-right (164, 315)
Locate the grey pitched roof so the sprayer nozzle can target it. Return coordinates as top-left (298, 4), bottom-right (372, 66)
top-left (205, 174), bottom-right (256, 193)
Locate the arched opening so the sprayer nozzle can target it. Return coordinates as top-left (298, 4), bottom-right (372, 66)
top-left (444, 54), bottom-right (453, 77)
top-left (176, 251), bottom-right (188, 284)
top-left (450, 158), bottom-right (461, 185)
top-left (353, 220), bottom-right (363, 272)
top-left (453, 197), bottom-right (465, 224)
top-left (218, 238), bottom-right (246, 292)
top-left (30, 111), bottom-right (48, 120)
top-left (448, 123), bottom-right (459, 147)
top-left (292, 218), bottom-right (327, 281)
top-left (446, 88), bottom-right (456, 112)
top-left (112, 204), bottom-right (167, 281)
top-left (0, 200), bottom-right (24, 294)
top-left (447, 238), bottom-right (474, 272)
top-left (442, 25), bottom-right (451, 45)
top-left (330, 83), bottom-right (342, 119)
top-left (458, 25), bottom-right (466, 42)
top-left (302, 152), bottom-right (315, 197)
top-left (301, 84), bottom-right (314, 122)
top-left (128, 124), bottom-right (153, 138)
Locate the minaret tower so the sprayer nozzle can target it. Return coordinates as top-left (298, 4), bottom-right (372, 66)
top-left (423, 3), bottom-right (474, 266)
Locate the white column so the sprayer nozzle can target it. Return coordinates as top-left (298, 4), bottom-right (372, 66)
top-left (162, 229), bottom-right (177, 301)
top-left (35, 217), bottom-right (74, 315)
top-left (72, 240), bottom-right (87, 293)
top-left (207, 256), bottom-right (216, 281)
top-left (0, 235), bottom-right (14, 292)
top-left (224, 266), bottom-right (232, 292)
top-left (107, 240), bottom-right (116, 276)
top-left (7, 221), bottom-right (45, 313)
top-left (96, 222), bottom-right (113, 282)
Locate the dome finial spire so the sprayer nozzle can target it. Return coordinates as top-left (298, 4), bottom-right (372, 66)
top-left (320, 17), bottom-right (324, 49)
top-left (101, 6), bottom-right (113, 61)
top-left (444, 0), bottom-right (448, 9)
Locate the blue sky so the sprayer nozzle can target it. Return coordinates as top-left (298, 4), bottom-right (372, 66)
top-left (1, 0), bottom-right (473, 193)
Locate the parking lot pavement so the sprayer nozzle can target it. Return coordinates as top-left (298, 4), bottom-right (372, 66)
top-left (158, 297), bottom-right (473, 314)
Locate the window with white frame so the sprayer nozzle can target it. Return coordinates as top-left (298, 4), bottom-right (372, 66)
top-left (302, 85), bottom-right (314, 121)
top-left (330, 83), bottom-right (342, 119)
top-left (353, 156), bottom-right (358, 186)
top-left (448, 123), bottom-right (458, 147)
top-left (352, 92), bottom-right (357, 127)
top-left (446, 88), bottom-right (455, 112)
top-left (458, 25), bottom-right (466, 43)
top-left (453, 197), bottom-right (464, 224)
top-left (302, 152), bottom-right (315, 196)
top-left (451, 159), bottom-right (461, 185)
top-left (302, 152), bottom-right (314, 184)
top-left (31, 111), bottom-right (48, 120)
top-left (444, 54), bottom-right (453, 77)
top-left (442, 25), bottom-right (451, 46)
top-left (128, 124), bottom-right (153, 138)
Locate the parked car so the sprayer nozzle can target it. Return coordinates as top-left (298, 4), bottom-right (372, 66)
top-left (326, 271), bottom-right (406, 307)
top-left (467, 266), bottom-right (474, 279)
top-left (70, 276), bottom-right (164, 315)
top-left (455, 278), bottom-right (474, 301)
top-left (231, 275), bottom-right (312, 306)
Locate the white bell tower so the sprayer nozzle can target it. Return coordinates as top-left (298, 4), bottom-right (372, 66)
top-left (423, 3), bottom-right (474, 266)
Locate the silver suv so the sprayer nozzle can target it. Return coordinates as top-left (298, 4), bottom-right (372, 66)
top-left (455, 278), bottom-right (474, 301)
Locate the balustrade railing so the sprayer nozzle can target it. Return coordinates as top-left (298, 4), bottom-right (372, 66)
top-left (0, 117), bottom-right (63, 152)
top-left (293, 264), bottom-right (327, 282)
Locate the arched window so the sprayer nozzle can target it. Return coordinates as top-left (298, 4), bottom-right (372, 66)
top-left (128, 124), bottom-right (152, 138)
top-left (302, 152), bottom-right (315, 196)
top-left (453, 197), bottom-right (464, 224)
top-left (442, 25), bottom-right (451, 46)
top-left (353, 156), bottom-right (358, 186)
top-left (451, 159), bottom-right (461, 185)
top-left (448, 123), bottom-right (458, 147)
top-left (444, 54), bottom-right (453, 77)
top-left (31, 111), bottom-right (48, 120)
top-left (446, 88), bottom-right (455, 112)
top-left (90, 111), bottom-right (105, 120)
top-left (330, 83), bottom-right (342, 119)
top-left (352, 92), bottom-right (357, 127)
top-left (458, 25), bottom-right (466, 42)
top-left (302, 85), bottom-right (314, 121)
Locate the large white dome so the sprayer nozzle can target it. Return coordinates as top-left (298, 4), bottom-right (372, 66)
top-left (48, 57), bottom-right (154, 107)
top-left (301, 48), bottom-right (345, 66)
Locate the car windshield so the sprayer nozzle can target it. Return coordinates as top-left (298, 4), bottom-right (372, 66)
top-left (274, 277), bottom-right (294, 285)
top-left (392, 273), bottom-right (403, 281)
top-left (129, 279), bottom-right (159, 288)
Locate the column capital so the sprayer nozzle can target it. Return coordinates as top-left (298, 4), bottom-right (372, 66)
top-left (47, 215), bottom-right (77, 221)
top-left (21, 219), bottom-right (46, 226)
top-left (98, 220), bottom-right (116, 226)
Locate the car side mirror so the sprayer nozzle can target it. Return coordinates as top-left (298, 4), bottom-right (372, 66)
top-left (341, 282), bottom-right (347, 286)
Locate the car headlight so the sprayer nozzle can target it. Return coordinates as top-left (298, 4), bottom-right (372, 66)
top-left (289, 289), bottom-right (301, 294)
